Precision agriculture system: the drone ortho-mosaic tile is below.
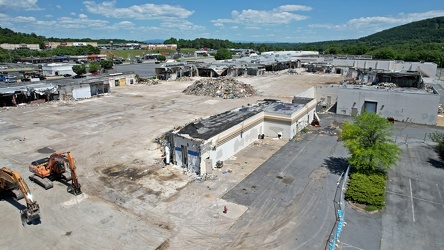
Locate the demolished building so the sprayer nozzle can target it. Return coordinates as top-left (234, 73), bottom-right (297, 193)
top-left (297, 71), bottom-right (439, 125)
top-left (0, 73), bottom-right (137, 106)
top-left (166, 98), bottom-right (316, 175)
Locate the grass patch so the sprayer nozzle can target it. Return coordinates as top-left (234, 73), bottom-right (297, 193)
top-left (364, 205), bottom-right (380, 212)
top-left (345, 172), bottom-right (386, 209)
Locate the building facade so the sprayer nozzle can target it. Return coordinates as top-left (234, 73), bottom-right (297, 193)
top-left (168, 98), bottom-right (317, 175)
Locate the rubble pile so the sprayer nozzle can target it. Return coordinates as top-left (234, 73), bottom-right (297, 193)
top-left (183, 77), bottom-right (256, 98)
top-left (175, 77), bottom-right (193, 82)
top-left (138, 78), bottom-right (161, 85)
top-left (377, 82), bottom-right (398, 88)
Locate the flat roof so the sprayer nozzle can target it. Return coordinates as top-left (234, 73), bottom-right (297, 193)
top-left (178, 99), bottom-right (311, 140)
top-left (264, 102), bottom-right (308, 115)
top-left (340, 84), bottom-right (436, 95)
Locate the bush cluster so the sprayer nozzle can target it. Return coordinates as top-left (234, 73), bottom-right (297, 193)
top-left (345, 172), bottom-right (386, 209)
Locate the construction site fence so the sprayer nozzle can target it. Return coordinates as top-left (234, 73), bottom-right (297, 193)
top-left (326, 165), bottom-right (350, 250)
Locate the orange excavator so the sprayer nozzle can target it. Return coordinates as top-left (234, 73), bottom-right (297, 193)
top-left (0, 167), bottom-right (41, 225)
top-left (29, 152), bottom-right (82, 195)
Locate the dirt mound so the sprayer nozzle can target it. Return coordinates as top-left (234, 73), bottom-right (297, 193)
top-left (182, 77), bottom-right (256, 98)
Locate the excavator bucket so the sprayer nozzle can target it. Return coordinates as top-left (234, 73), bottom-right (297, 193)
top-left (67, 184), bottom-right (82, 196)
top-left (20, 208), bottom-right (40, 226)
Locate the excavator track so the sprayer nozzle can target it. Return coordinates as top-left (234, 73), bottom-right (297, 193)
top-left (11, 189), bottom-right (24, 200)
top-left (62, 172), bottom-right (72, 181)
top-left (29, 175), bottom-right (53, 190)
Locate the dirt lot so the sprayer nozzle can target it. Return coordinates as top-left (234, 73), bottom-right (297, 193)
top-left (0, 71), bottom-right (344, 249)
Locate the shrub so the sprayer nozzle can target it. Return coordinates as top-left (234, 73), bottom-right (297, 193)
top-left (345, 172), bottom-right (386, 209)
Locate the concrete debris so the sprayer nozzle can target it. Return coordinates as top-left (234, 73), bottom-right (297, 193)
top-left (377, 82), bottom-right (398, 88)
top-left (175, 77), bottom-right (193, 82)
top-left (182, 77), bottom-right (256, 98)
top-left (138, 78), bottom-right (161, 85)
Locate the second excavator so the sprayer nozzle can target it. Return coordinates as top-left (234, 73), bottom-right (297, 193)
top-left (29, 151), bottom-right (82, 195)
top-left (0, 167), bottom-right (41, 225)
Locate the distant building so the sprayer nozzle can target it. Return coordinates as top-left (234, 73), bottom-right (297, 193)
top-left (44, 41), bottom-right (98, 49)
top-left (143, 44), bottom-right (177, 50)
top-left (42, 63), bottom-right (75, 77)
top-left (0, 43), bottom-right (40, 51)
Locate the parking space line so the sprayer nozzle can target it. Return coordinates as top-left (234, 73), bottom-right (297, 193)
top-left (437, 184), bottom-right (444, 209)
top-left (386, 190), bottom-right (443, 205)
top-left (341, 242), bottom-right (365, 249)
top-left (409, 178), bottom-right (415, 222)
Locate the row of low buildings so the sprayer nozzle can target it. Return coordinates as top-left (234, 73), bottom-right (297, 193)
top-left (0, 73), bottom-right (137, 106)
top-left (154, 51), bottom-right (438, 81)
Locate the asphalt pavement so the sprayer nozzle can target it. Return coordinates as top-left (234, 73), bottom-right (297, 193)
top-left (217, 114), bottom-right (352, 249)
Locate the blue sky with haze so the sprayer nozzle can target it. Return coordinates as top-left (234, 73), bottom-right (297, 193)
top-left (0, 0), bottom-right (443, 43)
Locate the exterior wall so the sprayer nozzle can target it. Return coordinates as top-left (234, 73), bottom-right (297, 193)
top-left (394, 62), bottom-right (437, 77)
top-left (263, 117), bottom-right (291, 139)
top-left (72, 84), bottom-right (92, 99)
top-left (334, 87), bottom-right (438, 125)
top-left (119, 78), bottom-right (126, 86)
top-left (208, 112), bottom-right (264, 169)
top-left (315, 86), bottom-right (341, 105)
top-left (108, 74), bottom-right (137, 88)
top-left (296, 87), bottom-right (316, 98)
top-left (42, 64), bottom-right (75, 76)
top-left (44, 41), bottom-right (98, 49)
top-left (172, 135), bottom-right (202, 174)
top-left (0, 43), bottom-right (40, 50)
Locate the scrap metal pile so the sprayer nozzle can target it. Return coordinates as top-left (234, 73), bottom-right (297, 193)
top-left (182, 77), bottom-right (256, 98)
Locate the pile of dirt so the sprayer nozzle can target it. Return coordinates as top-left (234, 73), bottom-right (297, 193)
top-left (182, 77), bottom-right (256, 98)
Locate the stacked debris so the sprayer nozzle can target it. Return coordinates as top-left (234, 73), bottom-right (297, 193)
top-left (183, 77), bottom-right (256, 98)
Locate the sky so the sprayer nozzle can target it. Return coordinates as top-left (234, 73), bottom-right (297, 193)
top-left (0, 0), bottom-right (443, 43)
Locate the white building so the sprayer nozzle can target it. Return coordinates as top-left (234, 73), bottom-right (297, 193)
top-left (41, 63), bottom-right (75, 76)
top-left (168, 98), bottom-right (317, 175)
top-left (313, 83), bottom-right (439, 125)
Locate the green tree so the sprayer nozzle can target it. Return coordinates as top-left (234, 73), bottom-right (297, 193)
top-left (340, 111), bottom-right (401, 173)
top-left (373, 48), bottom-right (398, 60)
top-left (214, 48), bottom-right (232, 60)
top-left (157, 55), bottom-right (166, 61)
top-left (429, 131), bottom-right (444, 158)
top-left (88, 62), bottom-right (100, 73)
top-left (100, 60), bottom-right (114, 69)
top-left (72, 64), bottom-right (86, 76)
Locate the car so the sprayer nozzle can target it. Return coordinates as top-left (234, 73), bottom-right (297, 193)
top-left (63, 74), bottom-right (72, 77)
top-left (23, 62), bottom-right (33, 65)
top-left (0, 66), bottom-right (7, 70)
top-left (5, 78), bottom-right (17, 83)
top-left (72, 75), bottom-right (86, 79)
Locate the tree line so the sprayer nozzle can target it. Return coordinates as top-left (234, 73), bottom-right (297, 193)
top-left (1, 16), bottom-right (443, 64)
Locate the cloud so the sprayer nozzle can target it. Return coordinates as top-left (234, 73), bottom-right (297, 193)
top-left (160, 19), bottom-right (204, 31)
top-left (275, 5), bottom-right (312, 12)
top-left (0, 0), bottom-right (42, 11)
top-left (83, 1), bottom-right (194, 20)
top-left (211, 4), bottom-right (311, 26)
top-left (56, 5), bottom-right (61, 9)
top-left (79, 14), bottom-right (88, 19)
top-left (310, 10), bottom-right (444, 31)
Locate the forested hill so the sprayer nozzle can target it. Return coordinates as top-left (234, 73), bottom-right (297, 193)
top-left (358, 16), bottom-right (444, 45)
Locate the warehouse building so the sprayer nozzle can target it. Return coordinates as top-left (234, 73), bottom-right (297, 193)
top-left (167, 98), bottom-right (316, 175)
top-left (42, 63), bottom-right (75, 76)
